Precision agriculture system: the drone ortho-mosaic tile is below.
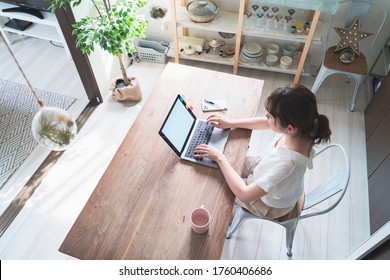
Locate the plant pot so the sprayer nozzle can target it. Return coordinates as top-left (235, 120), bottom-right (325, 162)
top-left (111, 76), bottom-right (142, 105)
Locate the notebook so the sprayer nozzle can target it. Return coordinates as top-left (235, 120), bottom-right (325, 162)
top-left (158, 94), bottom-right (230, 168)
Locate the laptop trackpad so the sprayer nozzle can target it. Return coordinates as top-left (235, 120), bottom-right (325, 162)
top-left (209, 128), bottom-right (230, 151)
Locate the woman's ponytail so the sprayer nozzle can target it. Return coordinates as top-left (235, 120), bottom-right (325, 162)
top-left (311, 114), bottom-right (331, 144)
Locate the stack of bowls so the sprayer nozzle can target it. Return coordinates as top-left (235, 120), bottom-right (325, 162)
top-left (241, 43), bottom-right (262, 63)
top-left (265, 54), bottom-right (278, 66)
top-left (280, 56), bottom-right (293, 69)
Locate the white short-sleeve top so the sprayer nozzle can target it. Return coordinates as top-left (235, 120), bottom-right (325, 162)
top-left (252, 135), bottom-right (314, 208)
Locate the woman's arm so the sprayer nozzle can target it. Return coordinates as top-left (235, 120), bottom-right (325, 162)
top-left (206, 115), bottom-right (270, 130)
top-left (194, 144), bottom-right (266, 203)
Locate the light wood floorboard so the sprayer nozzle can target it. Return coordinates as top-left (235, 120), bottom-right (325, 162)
top-left (0, 35), bottom-right (370, 259)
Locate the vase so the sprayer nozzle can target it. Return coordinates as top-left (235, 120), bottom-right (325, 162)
top-left (31, 106), bottom-right (78, 151)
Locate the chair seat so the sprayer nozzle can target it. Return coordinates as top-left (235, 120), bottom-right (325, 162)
top-left (323, 46), bottom-right (368, 75)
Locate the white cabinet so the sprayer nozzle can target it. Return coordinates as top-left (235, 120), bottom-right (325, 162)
top-left (0, 3), bottom-right (70, 57)
top-left (164, 0), bottom-right (322, 83)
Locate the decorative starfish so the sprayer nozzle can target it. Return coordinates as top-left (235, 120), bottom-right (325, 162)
top-left (334, 17), bottom-right (373, 56)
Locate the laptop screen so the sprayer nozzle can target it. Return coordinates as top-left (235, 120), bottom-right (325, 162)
top-left (159, 95), bottom-right (196, 156)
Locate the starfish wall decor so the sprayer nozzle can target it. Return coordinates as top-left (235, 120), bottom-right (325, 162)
top-left (334, 17), bottom-right (374, 56)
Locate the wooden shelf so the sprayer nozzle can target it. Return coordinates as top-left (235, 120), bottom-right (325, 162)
top-left (238, 51), bottom-right (311, 76)
top-left (166, 0), bottom-right (321, 83)
top-left (167, 46), bottom-right (311, 76)
top-left (242, 20), bottom-right (323, 44)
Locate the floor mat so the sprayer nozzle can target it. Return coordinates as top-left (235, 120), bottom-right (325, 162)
top-left (0, 79), bottom-right (76, 189)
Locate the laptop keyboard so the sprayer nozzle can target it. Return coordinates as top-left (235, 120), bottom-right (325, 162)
top-left (185, 121), bottom-right (214, 160)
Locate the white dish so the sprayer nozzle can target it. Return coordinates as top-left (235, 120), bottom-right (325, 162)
top-left (267, 43), bottom-right (279, 55)
top-left (243, 43), bottom-right (262, 55)
top-left (242, 48), bottom-right (263, 58)
top-left (240, 52), bottom-right (261, 63)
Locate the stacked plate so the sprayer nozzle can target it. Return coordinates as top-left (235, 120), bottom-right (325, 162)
top-left (241, 43), bottom-right (262, 63)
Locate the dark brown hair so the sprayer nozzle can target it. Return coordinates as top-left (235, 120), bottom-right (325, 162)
top-left (265, 84), bottom-right (331, 144)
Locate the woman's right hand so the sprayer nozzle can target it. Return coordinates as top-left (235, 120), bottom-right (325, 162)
top-left (206, 115), bottom-right (232, 129)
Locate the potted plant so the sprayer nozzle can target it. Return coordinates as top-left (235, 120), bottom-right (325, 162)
top-left (47, 0), bottom-right (148, 105)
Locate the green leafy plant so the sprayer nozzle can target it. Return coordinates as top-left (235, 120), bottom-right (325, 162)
top-left (47, 0), bottom-right (148, 86)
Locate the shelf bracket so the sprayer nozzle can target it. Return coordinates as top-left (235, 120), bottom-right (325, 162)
top-left (170, 0), bottom-right (180, 63)
top-left (293, 10), bottom-right (321, 84)
top-left (233, 0), bottom-right (246, 75)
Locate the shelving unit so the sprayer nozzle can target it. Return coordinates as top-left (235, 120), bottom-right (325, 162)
top-left (165, 0), bottom-right (322, 83)
top-left (0, 3), bottom-right (70, 57)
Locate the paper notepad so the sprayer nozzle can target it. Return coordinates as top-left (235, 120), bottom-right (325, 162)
top-left (201, 99), bottom-right (228, 112)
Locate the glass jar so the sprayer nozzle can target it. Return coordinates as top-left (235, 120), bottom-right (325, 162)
top-left (187, 0), bottom-right (219, 23)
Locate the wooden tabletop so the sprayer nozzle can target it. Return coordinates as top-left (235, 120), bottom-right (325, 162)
top-left (59, 62), bottom-right (264, 259)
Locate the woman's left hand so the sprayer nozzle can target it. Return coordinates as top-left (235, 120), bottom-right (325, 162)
top-left (194, 144), bottom-right (223, 162)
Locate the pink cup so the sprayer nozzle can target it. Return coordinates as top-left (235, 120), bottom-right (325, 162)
top-left (190, 205), bottom-right (211, 234)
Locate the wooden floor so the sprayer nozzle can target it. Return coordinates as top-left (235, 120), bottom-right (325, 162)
top-left (0, 36), bottom-right (370, 259)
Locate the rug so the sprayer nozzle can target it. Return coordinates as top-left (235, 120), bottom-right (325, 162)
top-left (0, 79), bottom-right (77, 189)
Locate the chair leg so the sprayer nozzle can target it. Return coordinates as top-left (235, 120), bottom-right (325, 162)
top-left (312, 64), bottom-right (321, 77)
top-left (226, 207), bottom-right (258, 239)
top-left (349, 75), bottom-right (366, 112)
top-left (311, 65), bottom-right (330, 94)
top-left (283, 221), bottom-right (298, 257)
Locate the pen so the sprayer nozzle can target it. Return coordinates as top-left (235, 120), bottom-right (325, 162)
top-left (204, 99), bottom-right (216, 105)
top-left (204, 99), bottom-right (228, 111)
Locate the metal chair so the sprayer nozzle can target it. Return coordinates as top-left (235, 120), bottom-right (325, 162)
top-left (311, 0), bottom-right (387, 112)
top-left (225, 143), bottom-right (350, 257)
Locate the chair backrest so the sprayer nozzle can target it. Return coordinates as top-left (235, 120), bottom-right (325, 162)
top-left (281, 143), bottom-right (350, 225)
top-left (322, 0), bottom-right (387, 58)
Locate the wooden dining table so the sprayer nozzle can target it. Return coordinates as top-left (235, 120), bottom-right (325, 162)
top-left (59, 62), bottom-right (264, 259)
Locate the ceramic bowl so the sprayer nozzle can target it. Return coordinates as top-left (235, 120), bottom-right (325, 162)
top-left (282, 44), bottom-right (296, 57)
top-left (183, 45), bottom-right (196, 55)
top-left (267, 43), bottom-right (279, 55)
top-left (224, 47), bottom-right (235, 56)
top-left (280, 55), bottom-right (292, 68)
top-left (265, 54), bottom-right (278, 66)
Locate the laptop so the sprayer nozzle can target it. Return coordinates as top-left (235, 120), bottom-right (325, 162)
top-left (159, 94), bottom-right (230, 168)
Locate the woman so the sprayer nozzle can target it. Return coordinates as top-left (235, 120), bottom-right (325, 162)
top-left (194, 84), bottom-right (331, 220)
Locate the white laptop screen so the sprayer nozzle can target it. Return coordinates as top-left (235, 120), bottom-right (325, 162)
top-left (159, 95), bottom-right (196, 156)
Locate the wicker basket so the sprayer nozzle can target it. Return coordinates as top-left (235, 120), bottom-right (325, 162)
top-left (135, 35), bottom-right (170, 64)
